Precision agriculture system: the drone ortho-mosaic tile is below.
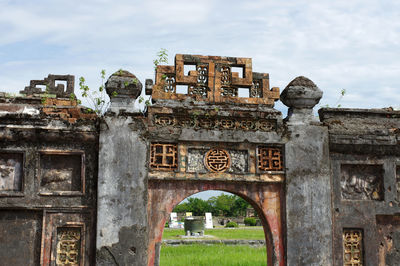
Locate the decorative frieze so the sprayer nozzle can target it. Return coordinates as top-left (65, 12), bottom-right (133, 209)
top-left (343, 229), bottom-right (363, 266)
top-left (56, 227), bottom-right (81, 265)
top-left (340, 164), bottom-right (383, 200)
top-left (153, 114), bottom-right (276, 132)
top-left (257, 147), bottom-right (283, 171)
top-left (150, 143), bottom-right (178, 170)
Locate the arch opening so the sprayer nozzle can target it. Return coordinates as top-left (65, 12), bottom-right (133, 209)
top-left (147, 180), bottom-right (282, 266)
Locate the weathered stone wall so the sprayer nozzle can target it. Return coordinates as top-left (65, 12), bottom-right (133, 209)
top-left (0, 89), bottom-right (98, 265)
top-left (320, 108), bottom-right (400, 265)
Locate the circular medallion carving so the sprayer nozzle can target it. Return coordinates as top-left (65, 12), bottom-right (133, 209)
top-left (204, 149), bottom-right (231, 173)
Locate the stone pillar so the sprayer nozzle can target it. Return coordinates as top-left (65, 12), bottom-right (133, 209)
top-left (281, 76), bottom-right (333, 265)
top-left (96, 71), bottom-right (149, 265)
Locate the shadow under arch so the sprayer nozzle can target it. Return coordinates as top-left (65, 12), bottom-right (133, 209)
top-left (147, 179), bottom-right (284, 266)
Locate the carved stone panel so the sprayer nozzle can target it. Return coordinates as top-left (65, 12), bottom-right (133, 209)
top-left (204, 149), bottom-right (231, 173)
top-left (56, 227), bottom-right (82, 265)
top-left (257, 147), bottom-right (283, 171)
top-left (40, 152), bottom-right (84, 194)
top-left (0, 210), bottom-right (42, 265)
top-left (187, 148), bottom-right (248, 173)
top-left (150, 143), bottom-right (178, 171)
top-left (42, 212), bottom-right (91, 266)
top-left (0, 152), bottom-right (23, 192)
top-left (340, 164), bottom-right (383, 200)
top-left (343, 229), bottom-right (363, 265)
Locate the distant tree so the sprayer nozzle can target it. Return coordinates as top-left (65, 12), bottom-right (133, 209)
top-left (233, 196), bottom-right (249, 217)
top-left (173, 193), bottom-right (251, 217)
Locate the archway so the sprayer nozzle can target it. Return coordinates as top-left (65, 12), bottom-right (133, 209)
top-left (147, 179), bottom-right (284, 266)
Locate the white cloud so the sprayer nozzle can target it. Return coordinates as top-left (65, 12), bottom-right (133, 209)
top-left (0, 0), bottom-right (399, 113)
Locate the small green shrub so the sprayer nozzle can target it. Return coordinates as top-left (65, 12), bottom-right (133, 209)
top-left (244, 217), bottom-right (257, 226)
top-left (225, 221), bottom-right (238, 228)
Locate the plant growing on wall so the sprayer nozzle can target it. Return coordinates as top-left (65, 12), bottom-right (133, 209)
top-left (138, 48), bottom-right (169, 107)
top-left (321, 89), bottom-right (347, 108)
top-left (78, 69), bottom-right (109, 115)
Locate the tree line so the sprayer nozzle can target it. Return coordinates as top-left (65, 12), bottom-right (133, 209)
top-left (173, 193), bottom-right (251, 217)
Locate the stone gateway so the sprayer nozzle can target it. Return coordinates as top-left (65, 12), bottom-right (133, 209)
top-left (0, 54), bottom-right (399, 265)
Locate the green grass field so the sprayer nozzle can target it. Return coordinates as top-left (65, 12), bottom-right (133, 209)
top-left (162, 227), bottom-right (265, 240)
top-left (160, 244), bottom-right (267, 266)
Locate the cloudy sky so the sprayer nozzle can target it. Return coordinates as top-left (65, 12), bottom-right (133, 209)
top-left (1, 0), bottom-right (399, 112)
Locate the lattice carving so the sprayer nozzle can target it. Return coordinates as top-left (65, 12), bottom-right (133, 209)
top-left (204, 149), bottom-right (231, 173)
top-left (188, 85), bottom-right (208, 97)
top-left (56, 227), bottom-right (81, 266)
top-left (250, 80), bottom-right (262, 98)
top-left (153, 114), bottom-right (276, 132)
top-left (152, 54), bottom-right (280, 106)
top-left (257, 147), bottom-right (283, 171)
top-left (150, 143), bottom-right (178, 170)
top-left (220, 66), bottom-right (231, 86)
top-left (163, 75), bottom-right (176, 93)
top-left (221, 87), bottom-right (238, 97)
top-left (197, 65), bottom-right (208, 85)
top-left (343, 229), bottom-right (363, 266)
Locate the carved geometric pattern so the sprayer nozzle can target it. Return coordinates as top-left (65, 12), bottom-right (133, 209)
top-left (150, 143), bottom-right (178, 170)
top-left (204, 149), bottom-right (231, 173)
top-left (220, 66), bottom-right (231, 86)
top-left (197, 65), bottom-right (208, 85)
top-left (153, 54), bottom-right (280, 106)
top-left (257, 147), bottom-right (283, 171)
top-left (153, 114), bottom-right (276, 132)
top-left (239, 120), bottom-right (257, 131)
top-left (56, 227), bottom-right (81, 266)
top-left (221, 87), bottom-right (238, 97)
top-left (250, 80), bottom-right (262, 98)
top-left (343, 229), bottom-right (363, 266)
top-left (188, 85), bottom-right (208, 97)
top-left (154, 115), bottom-right (175, 127)
top-left (163, 75), bottom-right (176, 93)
